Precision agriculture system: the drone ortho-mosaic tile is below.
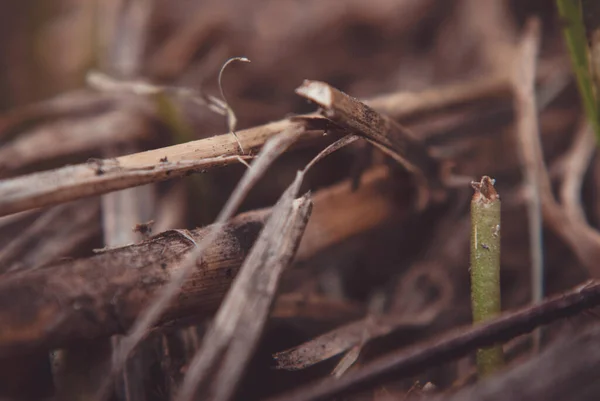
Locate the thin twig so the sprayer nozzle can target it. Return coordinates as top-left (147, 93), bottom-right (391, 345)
top-left (432, 324), bottom-right (600, 401)
top-left (267, 280), bottom-right (600, 401)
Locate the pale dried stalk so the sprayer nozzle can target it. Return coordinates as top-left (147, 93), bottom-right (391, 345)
top-left (511, 18), bottom-right (545, 352)
top-left (0, 119), bottom-right (305, 217)
top-left (365, 75), bottom-right (509, 120)
top-left (56, 2), bottom-right (156, 400)
top-left (559, 121), bottom-right (596, 223)
top-left (0, 73), bottom-right (514, 217)
top-left (0, 109), bottom-right (153, 174)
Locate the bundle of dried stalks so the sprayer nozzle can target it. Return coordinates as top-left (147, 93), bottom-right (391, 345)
top-left (2, 1), bottom-right (600, 401)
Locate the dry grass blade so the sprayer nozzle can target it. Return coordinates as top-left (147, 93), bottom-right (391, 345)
top-left (0, 90), bottom-right (114, 141)
top-left (273, 314), bottom-right (435, 372)
top-left (86, 70), bottom-right (226, 116)
top-left (0, 200), bottom-right (99, 274)
top-left (365, 75), bottom-right (510, 120)
top-left (295, 80), bottom-right (439, 209)
top-left (331, 345), bottom-right (362, 378)
top-left (0, 109), bottom-right (153, 175)
top-left (91, 124), bottom-right (306, 400)
top-left (558, 120), bottom-right (596, 223)
top-left (273, 263), bottom-right (450, 371)
top-left (176, 184), bottom-right (311, 401)
top-left (304, 134), bottom-right (360, 172)
top-left (267, 280), bottom-right (600, 401)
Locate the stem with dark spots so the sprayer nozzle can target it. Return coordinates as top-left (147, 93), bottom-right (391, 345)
top-left (470, 176), bottom-right (504, 376)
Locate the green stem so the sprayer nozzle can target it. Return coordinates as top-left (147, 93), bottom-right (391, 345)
top-left (556, 0), bottom-right (600, 141)
top-left (470, 176), bottom-right (504, 377)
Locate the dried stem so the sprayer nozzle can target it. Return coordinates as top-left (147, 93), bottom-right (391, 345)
top-left (0, 74), bottom-right (514, 217)
top-left (365, 75), bottom-right (510, 120)
top-left (0, 119), bottom-right (304, 217)
top-left (559, 120), bottom-right (596, 223)
top-left (295, 80), bottom-right (440, 209)
top-left (511, 18), bottom-right (544, 351)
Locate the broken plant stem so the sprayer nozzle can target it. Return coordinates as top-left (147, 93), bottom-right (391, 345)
top-left (470, 176), bottom-right (504, 377)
